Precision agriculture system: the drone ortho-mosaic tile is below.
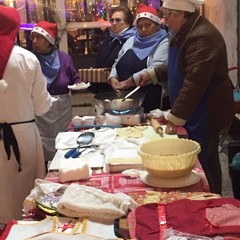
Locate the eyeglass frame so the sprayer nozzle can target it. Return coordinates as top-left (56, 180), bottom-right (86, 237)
top-left (109, 18), bottom-right (124, 24)
top-left (160, 8), bottom-right (177, 19)
top-left (30, 34), bottom-right (45, 41)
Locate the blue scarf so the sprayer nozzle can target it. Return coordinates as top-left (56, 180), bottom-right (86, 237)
top-left (35, 47), bottom-right (60, 89)
top-left (110, 27), bottom-right (136, 44)
top-left (132, 29), bottom-right (168, 60)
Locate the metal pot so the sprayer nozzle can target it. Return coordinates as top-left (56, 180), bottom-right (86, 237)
top-left (94, 91), bottom-right (145, 113)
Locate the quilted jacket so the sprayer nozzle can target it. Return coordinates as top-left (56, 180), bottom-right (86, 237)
top-left (156, 12), bottom-right (235, 133)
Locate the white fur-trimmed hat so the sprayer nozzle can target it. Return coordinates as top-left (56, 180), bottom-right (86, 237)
top-left (162, 0), bottom-right (204, 13)
top-left (31, 21), bottom-right (57, 45)
top-left (136, 4), bottom-right (161, 25)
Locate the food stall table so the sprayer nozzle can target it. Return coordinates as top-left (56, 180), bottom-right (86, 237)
top-left (45, 160), bottom-right (209, 200)
top-left (46, 123), bottom-right (209, 196)
top-left (44, 160), bottom-right (210, 240)
top-left (0, 123), bottom-right (211, 240)
top-left (42, 123), bottom-right (210, 239)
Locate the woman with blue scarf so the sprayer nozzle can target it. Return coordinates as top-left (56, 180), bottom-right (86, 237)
top-left (108, 4), bottom-right (169, 113)
top-left (90, 6), bottom-right (136, 93)
top-left (31, 21), bottom-right (81, 168)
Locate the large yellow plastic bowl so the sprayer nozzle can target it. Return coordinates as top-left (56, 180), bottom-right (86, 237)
top-left (138, 138), bottom-right (201, 179)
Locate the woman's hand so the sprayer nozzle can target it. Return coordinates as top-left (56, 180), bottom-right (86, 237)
top-left (109, 77), bottom-right (121, 90)
top-left (166, 121), bottom-right (178, 135)
top-left (139, 71), bottom-right (150, 86)
top-left (109, 77), bottom-right (136, 90)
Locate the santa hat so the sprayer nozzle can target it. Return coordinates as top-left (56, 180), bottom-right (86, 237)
top-left (31, 21), bottom-right (57, 45)
top-left (162, 0), bottom-right (204, 13)
top-left (0, 6), bottom-right (20, 94)
top-left (136, 4), bottom-right (160, 25)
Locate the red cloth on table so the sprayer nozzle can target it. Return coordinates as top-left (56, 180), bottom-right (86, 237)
top-left (131, 198), bottom-right (240, 240)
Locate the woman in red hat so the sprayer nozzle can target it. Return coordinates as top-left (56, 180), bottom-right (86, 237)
top-left (30, 21), bottom-right (82, 168)
top-left (108, 4), bottom-right (169, 113)
top-left (0, 6), bottom-right (52, 222)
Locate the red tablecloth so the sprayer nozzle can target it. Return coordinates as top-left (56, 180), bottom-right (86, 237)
top-left (45, 161), bottom-right (209, 195)
top-left (46, 123), bottom-right (209, 201)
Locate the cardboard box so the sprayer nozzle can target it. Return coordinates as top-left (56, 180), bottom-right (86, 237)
top-left (78, 68), bottom-right (111, 83)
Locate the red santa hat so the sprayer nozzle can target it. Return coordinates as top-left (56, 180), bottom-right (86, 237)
top-left (136, 4), bottom-right (161, 25)
top-left (0, 6), bottom-right (20, 93)
top-left (31, 21), bottom-right (57, 45)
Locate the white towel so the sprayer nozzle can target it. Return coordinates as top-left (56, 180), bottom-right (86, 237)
top-left (57, 184), bottom-right (138, 220)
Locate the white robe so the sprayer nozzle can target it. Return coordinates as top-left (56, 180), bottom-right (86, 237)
top-left (0, 45), bottom-right (52, 223)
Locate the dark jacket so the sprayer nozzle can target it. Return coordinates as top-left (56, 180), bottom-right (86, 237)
top-left (95, 28), bottom-right (133, 68)
top-left (157, 12), bottom-right (235, 133)
top-left (91, 28), bottom-right (109, 53)
top-left (91, 27), bottom-right (135, 93)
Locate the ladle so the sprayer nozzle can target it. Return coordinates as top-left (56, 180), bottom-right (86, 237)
top-left (64, 132), bottom-right (95, 158)
top-left (121, 86), bottom-right (140, 101)
top-left (76, 132), bottom-right (94, 145)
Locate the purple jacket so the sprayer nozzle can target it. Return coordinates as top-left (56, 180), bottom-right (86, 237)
top-left (48, 50), bottom-right (81, 95)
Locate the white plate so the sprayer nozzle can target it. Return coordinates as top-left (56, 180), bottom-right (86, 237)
top-left (140, 171), bottom-right (201, 188)
top-left (68, 82), bottom-right (90, 90)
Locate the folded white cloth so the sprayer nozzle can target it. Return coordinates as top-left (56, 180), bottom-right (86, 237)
top-left (18, 232), bottom-right (115, 240)
top-left (4, 216), bottom-right (118, 240)
top-left (104, 138), bottom-right (141, 163)
top-left (147, 108), bottom-right (170, 119)
top-left (121, 169), bottom-right (146, 178)
top-left (59, 161), bottom-right (92, 183)
top-left (55, 132), bottom-right (81, 150)
top-left (57, 184), bottom-right (138, 220)
top-left (55, 129), bottom-right (116, 150)
top-left (4, 217), bottom-right (56, 240)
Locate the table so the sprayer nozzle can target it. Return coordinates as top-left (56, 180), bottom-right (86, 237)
top-left (0, 124), bottom-right (211, 240)
top-left (47, 124), bottom-right (209, 194)
top-left (45, 160), bottom-right (209, 199)
top-left (44, 160), bottom-right (210, 240)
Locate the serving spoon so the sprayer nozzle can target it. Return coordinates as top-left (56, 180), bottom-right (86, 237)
top-left (64, 132), bottom-right (95, 158)
top-left (121, 86), bottom-right (140, 101)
